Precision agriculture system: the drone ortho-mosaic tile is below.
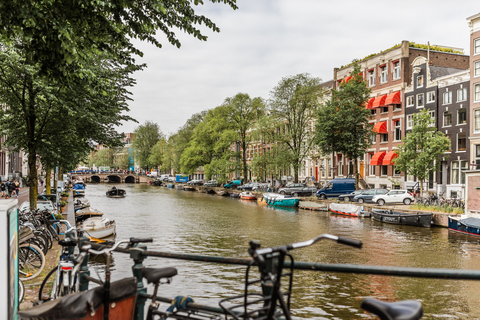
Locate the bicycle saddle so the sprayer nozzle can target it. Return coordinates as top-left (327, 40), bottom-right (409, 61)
top-left (142, 267), bottom-right (178, 283)
top-left (361, 298), bottom-right (423, 320)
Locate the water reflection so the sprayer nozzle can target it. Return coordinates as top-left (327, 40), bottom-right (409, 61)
top-left (83, 184), bottom-right (480, 319)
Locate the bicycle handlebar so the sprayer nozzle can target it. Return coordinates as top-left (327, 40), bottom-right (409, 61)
top-left (253, 233), bottom-right (362, 256)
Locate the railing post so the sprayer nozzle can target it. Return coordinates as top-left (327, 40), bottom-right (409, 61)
top-left (78, 236), bottom-right (91, 291)
top-left (130, 246), bottom-right (147, 320)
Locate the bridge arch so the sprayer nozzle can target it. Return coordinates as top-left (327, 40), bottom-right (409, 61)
top-left (124, 176), bottom-right (136, 183)
top-left (90, 175), bottom-right (101, 183)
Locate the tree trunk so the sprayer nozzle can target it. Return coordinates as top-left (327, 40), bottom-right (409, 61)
top-left (46, 166), bottom-right (52, 195)
top-left (420, 180), bottom-right (424, 199)
top-left (27, 151), bottom-right (38, 209)
top-left (354, 158), bottom-right (359, 190)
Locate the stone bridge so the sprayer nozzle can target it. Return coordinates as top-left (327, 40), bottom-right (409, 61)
top-left (71, 172), bottom-right (151, 184)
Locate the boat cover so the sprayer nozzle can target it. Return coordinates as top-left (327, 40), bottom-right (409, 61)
top-left (460, 217), bottom-right (480, 228)
top-left (329, 202), bottom-right (364, 214)
top-left (18, 277), bottom-right (137, 320)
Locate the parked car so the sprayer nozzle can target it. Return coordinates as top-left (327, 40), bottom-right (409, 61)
top-left (353, 188), bottom-right (389, 204)
top-left (224, 180), bottom-right (242, 189)
top-left (316, 178), bottom-right (356, 199)
top-left (239, 183), bottom-right (262, 191)
top-left (372, 190), bottom-right (415, 206)
top-left (338, 189), bottom-right (367, 202)
top-left (252, 183), bottom-right (269, 192)
top-left (19, 200), bottom-right (57, 214)
top-left (278, 183), bottom-right (317, 197)
top-left (204, 180), bottom-right (220, 187)
top-left (187, 179), bottom-right (204, 186)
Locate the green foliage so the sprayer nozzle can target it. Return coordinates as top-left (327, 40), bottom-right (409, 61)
top-left (268, 73), bottom-right (323, 182)
top-left (132, 121), bottom-right (163, 170)
top-left (148, 139), bottom-right (167, 170)
top-left (394, 109), bottom-right (450, 195)
top-left (315, 62), bottom-right (372, 187)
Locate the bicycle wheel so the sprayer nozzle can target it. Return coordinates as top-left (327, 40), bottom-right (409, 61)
top-left (54, 221), bottom-right (69, 237)
top-left (19, 279), bottom-right (25, 303)
top-left (19, 244), bottom-right (45, 280)
top-left (38, 266), bottom-right (58, 301)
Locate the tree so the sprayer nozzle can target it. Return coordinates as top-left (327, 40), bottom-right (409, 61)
top-left (132, 121), bottom-right (163, 171)
top-left (148, 138), bottom-right (168, 171)
top-left (315, 62), bottom-right (372, 189)
top-left (394, 108), bottom-right (450, 197)
top-left (268, 73), bottom-right (323, 183)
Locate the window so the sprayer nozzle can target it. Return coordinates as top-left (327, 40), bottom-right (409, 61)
top-left (457, 88), bottom-right (467, 102)
top-left (475, 84), bottom-right (480, 102)
top-left (417, 75), bottom-right (424, 88)
top-left (406, 114), bottom-right (413, 129)
top-left (443, 91), bottom-right (452, 105)
top-left (457, 133), bottom-right (466, 151)
top-left (475, 109), bottom-right (480, 133)
top-left (451, 161), bottom-right (468, 184)
top-left (368, 69), bottom-right (375, 87)
top-left (381, 106), bottom-right (389, 113)
top-left (429, 110), bottom-right (435, 127)
top-left (416, 93), bottom-right (424, 108)
top-left (427, 91), bottom-right (436, 103)
top-left (381, 165), bottom-right (388, 176)
top-left (446, 134), bottom-right (452, 151)
top-left (406, 96), bottom-right (414, 107)
top-left (381, 133), bottom-right (388, 143)
top-left (371, 109), bottom-right (376, 115)
top-left (393, 61), bottom-right (401, 80)
top-left (443, 111), bottom-right (452, 127)
top-left (458, 108), bottom-right (467, 124)
top-left (369, 131), bottom-right (376, 144)
top-left (369, 154), bottom-right (375, 176)
top-left (328, 159), bottom-right (332, 177)
top-left (394, 119), bottom-right (401, 141)
top-left (475, 38), bottom-right (480, 55)
top-left (394, 103), bottom-right (402, 111)
top-left (475, 61), bottom-right (480, 77)
top-left (338, 155), bottom-right (343, 176)
top-left (476, 145), bottom-right (480, 167)
top-left (380, 65), bottom-right (388, 83)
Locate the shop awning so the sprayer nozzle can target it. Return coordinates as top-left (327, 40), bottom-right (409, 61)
top-left (366, 97), bottom-right (375, 109)
top-left (384, 91), bottom-right (401, 105)
top-left (344, 76), bottom-right (352, 83)
top-left (373, 121), bottom-right (387, 134)
top-left (382, 151), bottom-right (398, 165)
top-left (370, 151), bottom-right (386, 166)
top-left (372, 94), bottom-right (387, 108)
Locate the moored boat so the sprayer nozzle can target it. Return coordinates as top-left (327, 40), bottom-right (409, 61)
top-left (240, 191), bottom-right (257, 200)
top-left (329, 202), bottom-right (369, 217)
top-left (261, 193), bottom-right (300, 207)
top-left (78, 217), bottom-right (116, 239)
top-left (448, 215), bottom-right (480, 236)
top-left (183, 186), bottom-right (196, 191)
top-left (75, 207), bottom-right (104, 223)
top-left (372, 209), bottom-right (432, 228)
top-left (106, 188), bottom-right (126, 198)
top-left (217, 189), bottom-right (230, 196)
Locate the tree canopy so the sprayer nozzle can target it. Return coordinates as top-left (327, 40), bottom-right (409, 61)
top-left (132, 121), bottom-right (163, 170)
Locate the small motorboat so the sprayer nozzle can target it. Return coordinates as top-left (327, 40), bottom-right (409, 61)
top-left (329, 202), bottom-right (370, 217)
top-left (240, 191), bottom-right (257, 200)
top-left (106, 188), bottom-right (126, 198)
top-left (372, 209), bottom-right (432, 228)
top-left (78, 217), bottom-right (116, 239)
top-left (448, 215), bottom-right (480, 236)
top-left (261, 193), bottom-right (300, 207)
top-left (73, 180), bottom-right (86, 195)
top-left (75, 207), bottom-right (104, 223)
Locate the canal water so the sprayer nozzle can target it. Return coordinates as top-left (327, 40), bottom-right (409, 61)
top-left (84, 184), bottom-right (480, 319)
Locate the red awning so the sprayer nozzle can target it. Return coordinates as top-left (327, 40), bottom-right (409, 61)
top-left (373, 121), bottom-right (387, 134)
top-left (382, 151), bottom-right (398, 165)
top-left (370, 151), bottom-right (386, 166)
top-left (366, 97), bottom-right (375, 109)
top-left (372, 95), bottom-right (387, 108)
top-left (344, 76), bottom-right (352, 83)
top-left (384, 91), bottom-right (401, 105)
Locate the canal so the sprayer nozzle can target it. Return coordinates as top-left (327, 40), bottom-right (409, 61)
top-left (84, 183), bottom-right (480, 319)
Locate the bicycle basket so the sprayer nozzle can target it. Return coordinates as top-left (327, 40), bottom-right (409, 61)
top-left (219, 253), bottom-right (294, 320)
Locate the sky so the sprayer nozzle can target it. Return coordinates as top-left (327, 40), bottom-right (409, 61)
top-left (118, 0), bottom-right (479, 136)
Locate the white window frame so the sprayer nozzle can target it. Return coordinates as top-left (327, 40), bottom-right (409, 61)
top-left (475, 84), bottom-right (480, 102)
top-left (338, 155), bottom-right (344, 176)
top-left (369, 154), bottom-right (375, 176)
top-left (416, 93), bottom-right (424, 108)
top-left (428, 110), bottom-right (435, 127)
top-left (406, 96), bottom-right (414, 107)
top-left (475, 38), bottom-right (480, 55)
top-left (406, 114), bottom-right (413, 129)
top-left (394, 120), bottom-right (401, 141)
top-left (393, 61), bottom-right (401, 80)
top-left (427, 91), bottom-right (436, 104)
top-left (475, 109), bottom-right (480, 133)
top-left (443, 91), bottom-right (452, 105)
top-left (380, 65), bottom-right (388, 84)
top-left (457, 87), bottom-right (467, 102)
top-left (457, 133), bottom-right (467, 152)
top-left (475, 61), bottom-right (480, 77)
top-left (417, 75), bottom-right (424, 88)
top-left (368, 70), bottom-right (375, 87)
top-left (443, 111), bottom-right (452, 127)
top-left (457, 108), bottom-right (467, 125)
